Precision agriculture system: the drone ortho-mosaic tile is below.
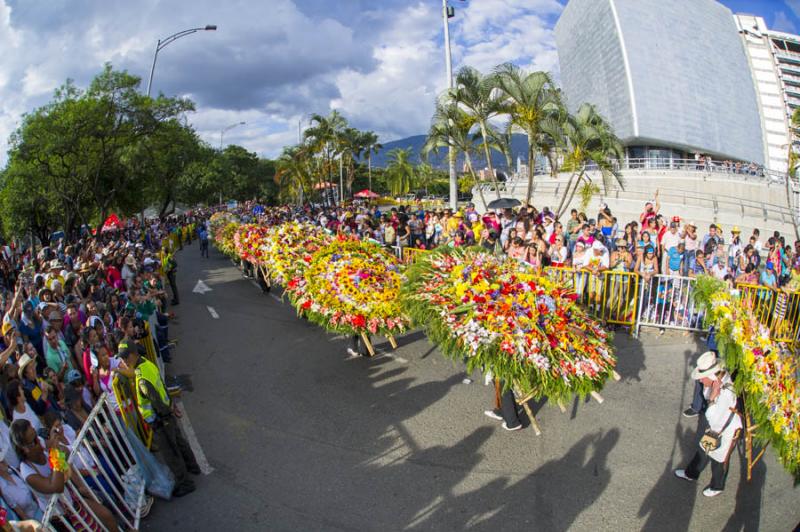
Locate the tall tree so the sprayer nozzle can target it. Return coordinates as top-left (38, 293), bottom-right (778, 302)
top-left (423, 99), bottom-right (489, 208)
top-left (385, 148), bottom-right (415, 196)
top-left (361, 131), bottom-right (382, 193)
top-left (493, 64), bottom-right (562, 206)
top-left (452, 66), bottom-right (503, 199)
top-left (544, 103), bottom-right (624, 218)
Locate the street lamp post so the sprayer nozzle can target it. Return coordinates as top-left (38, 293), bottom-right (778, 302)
top-left (146, 25), bottom-right (217, 97)
top-left (220, 121), bottom-right (246, 150)
top-left (442, 1), bottom-right (463, 210)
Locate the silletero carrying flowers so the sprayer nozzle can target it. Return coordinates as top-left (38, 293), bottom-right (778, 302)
top-left (234, 224), bottom-right (271, 265)
top-left (402, 246), bottom-right (617, 403)
top-left (285, 236), bottom-right (410, 336)
top-left (261, 221), bottom-right (332, 287)
top-left (693, 275), bottom-right (800, 482)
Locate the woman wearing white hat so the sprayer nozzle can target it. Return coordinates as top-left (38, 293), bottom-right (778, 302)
top-left (674, 351), bottom-right (742, 497)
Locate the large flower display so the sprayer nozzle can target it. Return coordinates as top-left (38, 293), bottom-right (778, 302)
top-left (402, 247), bottom-right (616, 402)
top-left (285, 236), bottom-right (410, 336)
top-left (261, 221), bottom-right (332, 287)
top-left (234, 224), bottom-right (271, 264)
top-left (694, 275), bottom-right (800, 481)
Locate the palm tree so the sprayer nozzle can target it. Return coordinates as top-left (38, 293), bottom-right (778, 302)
top-left (452, 66), bottom-right (504, 199)
top-left (361, 131), bottom-right (382, 193)
top-left (493, 63), bottom-right (562, 206)
top-left (415, 162), bottom-right (437, 196)
top-left (545, 103), bottom-right (625, 218)
top-left (423, 98), bottom-right (489, 208)
top-left (385, 148), bottom-right (415, 196)
top-left (275, 145), bottom-right (313, 204)
top-left (338, 127), bottom-right (366, 197)
top-left (304, 110), bottom-right (347, 199)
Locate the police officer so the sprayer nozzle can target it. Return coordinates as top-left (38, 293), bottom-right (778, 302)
top-left (119, 341), bottom-right (199, 497)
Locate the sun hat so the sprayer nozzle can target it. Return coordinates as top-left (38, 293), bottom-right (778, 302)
top-left (49, 259), bottom-right (63, 270)
top-left (125, 255), bottom-right (136, 267)
top-left (591, 241), bottom-right (605, 251)
top-left (686, 221), bottom-right (697, 228)
top-left (1, 322), bottom-right (14, 336)
top-left (17, 353), bottom-right (35, 379)
top-left (731, 226), bottom-right (741, 233)
top-left (691, 351), bottom-right (724, 380)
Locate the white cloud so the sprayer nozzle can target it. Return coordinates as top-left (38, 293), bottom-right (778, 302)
top-left (0, 0), bottom-right (566, 162)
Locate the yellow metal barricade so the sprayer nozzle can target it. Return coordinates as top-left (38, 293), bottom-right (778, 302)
top-left (402, 247), bottom-right (428, 264)
top-left (142, 322), bottom-right (159, 365)
top-left (737, 283), bottom-right (776, 329)
top-left (545, 267), bottom-right (641, 326)
top-left (112, 374), bottom-right (153, 449)
top-left (771, 291), bottom-right (800, 345)
top-left (599, 271), bottom-right (640, 326)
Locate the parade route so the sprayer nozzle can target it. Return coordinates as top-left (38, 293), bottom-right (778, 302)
top-left (143, 245), bottom-right (798, 531)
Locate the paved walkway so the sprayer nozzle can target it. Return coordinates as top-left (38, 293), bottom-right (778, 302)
top-left (143, 244), bottom-right (798, 531)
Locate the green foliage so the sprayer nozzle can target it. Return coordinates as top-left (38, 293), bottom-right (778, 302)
top-left (1, 64), bottom-right (278, 239)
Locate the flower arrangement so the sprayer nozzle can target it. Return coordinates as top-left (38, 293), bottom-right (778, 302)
top-left (694, 275), bottom-right (800, 481)
top-left (261, 221), bottom-right (332, 287)
top-left (213, 221), bottom-right (240, 258)
top-left (234, 224), bottom-right (271, 264)
top-left (402, 246), bottom-right (616, 402)
top-left (285, 236), bottom-right (410, 336)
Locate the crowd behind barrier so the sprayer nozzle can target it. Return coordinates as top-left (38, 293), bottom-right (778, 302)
top-left (228, 195), bottom-right (800, 348)
top-left (0, 214), bottom-right (199, 531)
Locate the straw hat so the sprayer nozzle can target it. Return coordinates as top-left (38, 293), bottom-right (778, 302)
top-left (17, 354), bottom-right (35, 379)
top-left (691, 351), bottom-right (724, 380)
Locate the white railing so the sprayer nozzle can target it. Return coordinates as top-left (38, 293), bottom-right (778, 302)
top-left (42, 393), bottom-right (145, 531)
top-left (634, 275), bottom-right (705, 336)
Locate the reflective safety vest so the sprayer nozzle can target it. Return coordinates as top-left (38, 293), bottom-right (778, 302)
top-left (135, 359), bottom-right (169, 423)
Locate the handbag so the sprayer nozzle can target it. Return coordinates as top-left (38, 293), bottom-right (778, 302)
top-left (699, 409), bottom-right (737, 453)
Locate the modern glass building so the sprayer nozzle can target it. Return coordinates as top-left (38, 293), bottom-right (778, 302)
top-left (555, 0), bottom-right (766, 166)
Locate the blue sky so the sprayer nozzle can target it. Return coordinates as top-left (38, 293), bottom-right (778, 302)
top-left (0, 0), bottom-right (797, 162)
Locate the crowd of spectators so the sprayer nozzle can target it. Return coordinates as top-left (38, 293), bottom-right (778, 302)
top-left (250, 193), bottom-right (800, 292)
top-left (0, 215), bottom-right (197, 530)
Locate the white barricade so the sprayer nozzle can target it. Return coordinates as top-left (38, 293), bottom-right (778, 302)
top-left (634, 275), bottom-right (705, 336)
top-left (42, 393), bottom-right (146, 531)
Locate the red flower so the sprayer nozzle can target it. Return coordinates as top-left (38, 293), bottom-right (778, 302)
top-left (301, 300), bottom-right (312, 310)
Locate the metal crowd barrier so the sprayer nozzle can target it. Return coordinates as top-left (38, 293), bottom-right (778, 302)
top-left (634, 275), bottom-right (705, 336)
top-left (42, 393), bottom-right (146, 531)
top-left (402, 247), bottom-right (428, 264)
top-left (737, 283), bottom-right (800, 345)
top-left (112, 375), bottom-right (153, 450)
top-left (543, 268), bottom-right (639, 327)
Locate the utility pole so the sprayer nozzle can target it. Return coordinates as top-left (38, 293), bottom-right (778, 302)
top-left (442, 0), bottom-right (459, 210)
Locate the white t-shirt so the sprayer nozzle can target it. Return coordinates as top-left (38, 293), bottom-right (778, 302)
top-left (661, 230), bottom-right (682, 252)
top-left (0, 421), bottom-right (20, 469)
top-left (711, 263), bottom-right (728, 280)
top-left (12, 405), bottom-right (42, 434)
top-left (0, 468), bottom-right (39, 519)
top-left (582, 251), bottom-right (609, 269)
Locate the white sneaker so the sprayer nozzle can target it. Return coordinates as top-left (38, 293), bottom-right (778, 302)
top-left (462, 377), bottom-right (473, 384)
top-left (346, 348), bottom-right (359, 357)
top-left (673, 469), bottom-right (694, 482)
top-left (484, 410), bottom-right (503, 421)
top-left (502, 422), bottom-right (522, 431)
top-left (484, 371), bottom-right (493, 385)
top-left (702, 487), bottom-right (723, 497)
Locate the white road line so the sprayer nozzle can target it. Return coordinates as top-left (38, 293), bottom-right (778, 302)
top-left (175, 400), bottom-right (214, 475)
top-left (207, 306), bottom-right (219, 319)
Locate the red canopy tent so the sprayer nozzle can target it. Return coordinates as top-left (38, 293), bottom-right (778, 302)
top-left (353, 189), bottom-right (380, 199)
top-left (101, 213), bottom-right (123, 232)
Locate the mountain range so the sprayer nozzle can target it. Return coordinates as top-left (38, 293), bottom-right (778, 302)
top-left (367, 133), bottom-right (536, 171)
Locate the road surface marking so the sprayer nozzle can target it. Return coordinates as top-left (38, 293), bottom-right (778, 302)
top-left (175, 400), bottom-right (214, 475)
top-left (207, 306), bottom-right (219, 319)
top-left (193, 280), bottom-right (212, 294)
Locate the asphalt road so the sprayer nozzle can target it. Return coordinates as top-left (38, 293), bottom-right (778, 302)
top-left (143, 244), bottom-right (798, 531)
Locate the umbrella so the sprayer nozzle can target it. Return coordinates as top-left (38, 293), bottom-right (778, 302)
top-left (486, 198), bottom-right (521, 210)
top-left (353, 189), bottom-right (380, 199)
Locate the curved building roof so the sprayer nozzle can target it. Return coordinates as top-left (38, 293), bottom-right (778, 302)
top-left (555, 0), bottom-right (765, 164)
